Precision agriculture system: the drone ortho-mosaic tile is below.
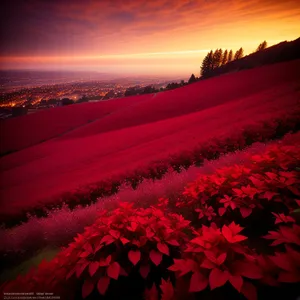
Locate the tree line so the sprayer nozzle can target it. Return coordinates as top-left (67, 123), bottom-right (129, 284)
top-left (200, 41), bottom-right (267, 78)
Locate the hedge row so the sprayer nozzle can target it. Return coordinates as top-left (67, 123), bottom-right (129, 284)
top-left (2, 110), bottom-right (300, 228)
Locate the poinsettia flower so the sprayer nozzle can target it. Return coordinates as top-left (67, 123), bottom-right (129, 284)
top-left (241, 185), bottom-right (258, 199)
top-left (201, 251), bottom-right (227, 270)
top-left (264, 224), bottom-right (300, 246)
top-left (272, 212), bottom-right (295, 224)
top-left (195, 205), bottom-right (216, 221)
top-left (222, 223), bottom-right (247, 243)
top-left (219, 195), bottom-right (237, 210)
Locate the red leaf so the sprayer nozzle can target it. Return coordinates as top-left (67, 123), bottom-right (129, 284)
top-left (216, 253), bottom-right (227, 265)
top-left (89, 261), bottom-right (99, 277)
top-left (144, 284), bottom-right (159, 300)
top-left (270, 252), bottom-right (294, 271)
top-left (127, 221), bottom-right (138, 232)
top-left (146, 227), bottom-right (155, 239)
top-left (150, 250), bottom-right (163, 266)
top-left (120, 237), bottom-right (130, 245)
top-left (189, 271), bottom-right (208, 292)
top-left (237, 262), bottom-right (263, 279)
top-left (140, 264), bottom-right (150, 279)
top-left (241, 281), bottom-right (257, 300)
top-left (82, 279), bottom-right (94, 299)
top-left (128, 250), bottom-right (141, 265)
top-left (100, 235), bottom-right (115, 244)
top-left (97, 276), bottom-right (110, 295)
top-left (223, 224), bottom-right (247, 243)
top-left (107, 262), bottom-right (120, 280)
top-left (66, 268), bottom-right (76, 280)
top-left (76, 261), bottom-right (89, 278)
top-left (218, 207), bottom-right (226, 216)
top-left (240, 207), bottom-right (252, 218)
top-left (263, 191), bottom-right (278, 201)
top-left (79, 251), bottom-right (90, 258)
top-left (229, 274), bottom-right (243, 292)
top-left (166, 239), bottom-right (180, 246)
top-left (100, 235), bottom-right (115, 245)
top-left (99, 255), bottom-right (112, 267)
top-left (83, 242), bottom-right (93, 253)
top-left (157, 242), bottom-right (170, 256)
top-left (201, 258), bottom-right (216, 269)
top-left (265, 172), bottom-right (277, 180)
top-left (160, 278), bottom-right (174, 300)
top-left (209, 268), bottom-right (229, 289)
top-left (109, 229), bottom-right (120, 239)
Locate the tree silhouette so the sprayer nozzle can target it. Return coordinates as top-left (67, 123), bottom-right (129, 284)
top-left (256, 41), bottom-right (267, 52)
top-left (221, 49), bottom-right (228, 65)
top-left (228, 50), bottom-right (233, 62)
top-left (212, 49), bottom-right (223, 69)
top-left (234, 47), bottom-right (244, 60)
top-left (200, 50), bottom-right (213, 77)
top-left (188, 74), bottom-right (197, 84)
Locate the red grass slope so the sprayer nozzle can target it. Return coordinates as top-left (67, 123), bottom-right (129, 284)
top-left (0, 60), bottom-right (300, 220)
top-left (0, 94), bottom-right (152, 155)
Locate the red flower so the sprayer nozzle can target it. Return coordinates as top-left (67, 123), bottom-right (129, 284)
top-left (222, 223), bottom-right (248, 243)
top-left (219, 195), bottom-right (236, 210)
top-left (272, 212), bottom-right (295, 224)
top-left (195, 205), bottom-right (216, 221)
top-left (264, 224), bottom-right (300, 246)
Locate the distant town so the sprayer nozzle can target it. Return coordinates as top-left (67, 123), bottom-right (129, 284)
top-left (0, 74), bottom-right (186, 119)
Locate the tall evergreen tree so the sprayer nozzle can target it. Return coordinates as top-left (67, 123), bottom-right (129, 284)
top-left (221, 49), bottom-right (228, 65)
top-left (200, 53), bottom-right (209, 77)
top-left (200, 50), bottom-right (213, 78)
top-left (207, 50), bottom-right (214, 71)
top-left (239, 47), bottom-right (244, 58)
top-left (218, 49), bottom-right (223, 67)
top-left (212, 49), bottom-right (223, 69)
top-left (228, 49), bottom-right (233, 62)
top-left (256, 41), bottom-right (267, 52)
top-left (234, 47), bottom-right (244, 60)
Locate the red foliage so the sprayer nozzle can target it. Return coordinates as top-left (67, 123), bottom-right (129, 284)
top-left (169, 222), bottom-right (262, 299)
top-left (177, 143), bottom-right (300, 227)
top-left (264, 224), bottom-right (300, 246)
top-left (2, 133), bottom-right (300, 300)
top-left (2, 204), bottom-right (192, 298)
top-left (2, 97), bottom-right (300, 226)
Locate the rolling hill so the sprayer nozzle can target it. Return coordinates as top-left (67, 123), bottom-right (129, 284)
top-left (0, 59), bottom-right (300, 222)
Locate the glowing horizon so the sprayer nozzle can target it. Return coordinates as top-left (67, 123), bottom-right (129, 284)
top-left (1, 0), bottom-right (300, 76)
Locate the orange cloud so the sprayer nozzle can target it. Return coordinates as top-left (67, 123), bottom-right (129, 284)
top-left (1, 0), bottom-right (299, 76)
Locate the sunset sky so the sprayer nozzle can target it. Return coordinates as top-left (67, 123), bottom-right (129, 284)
top-left (0, 0), bottom-right (299, 77)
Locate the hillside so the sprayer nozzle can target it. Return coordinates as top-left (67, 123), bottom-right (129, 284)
top-left (0, 60), bottom-right (300, 222)
top-left (204, 37), bottom-right (300, 79)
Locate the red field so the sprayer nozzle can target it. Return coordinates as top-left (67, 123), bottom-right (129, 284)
top-left (0, 60), bottom-right (300, 220)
